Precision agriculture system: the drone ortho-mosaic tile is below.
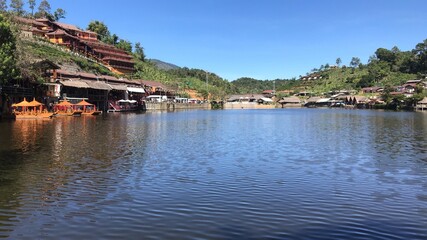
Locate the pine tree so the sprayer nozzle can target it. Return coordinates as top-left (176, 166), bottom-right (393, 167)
top-left (28, 0), bottom-right (36, 17)
top-left (10, 0), bottom-right (25, 16)
top-left (0, 0), bottom-right (7, 12)
top-left (37, 0), bottom-right (51, 18)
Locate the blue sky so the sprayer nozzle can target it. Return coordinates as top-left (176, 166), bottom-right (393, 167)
top-left (24, 0), bottom-right (427, 80)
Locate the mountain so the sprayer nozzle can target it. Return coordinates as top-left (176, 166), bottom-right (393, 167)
top-left (149, 59), bottom-right (181, 71)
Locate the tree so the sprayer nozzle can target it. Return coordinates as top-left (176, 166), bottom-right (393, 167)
top-left (87, 20), bottom-right (110, 40)
top-left (9, 0), bottom-right (25, 16)
top-left (53, 8), bottom-right (66, 20)
top-left (366, 60), bottom-right (389, 84)
top-left (0, 14), bottom-right (18, 85)
top-left (375, 48), bottom-right (395, 63)
top-left (413, 39), bottom-right (427, 73)
top-left (28, 0), bottom-right (36, 16)
top-left (0, 0), bottom-right (7, 12)
top-left (368, 54), bottom-right (378, 64)
top-left (134, 42), bottom-right (146, 62)
top-left (37, 0), bottom-right (51, 18)
top-left (350, 57), bottom-right (361, 68)
top-left (116, 39), bottom-right (132, 52)
top-left (103, 33), bottom-right (118, 45)
top-left (336, 57), bottom-right (342, 67)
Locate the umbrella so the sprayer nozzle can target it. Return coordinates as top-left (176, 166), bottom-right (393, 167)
top-left (76, 100), bottom-right (93, 106)
top-left (12, 98), bottom-right (31, 107)
top-left (29, 98), bottom-right (43, 107)
top-left (55, 100), bottom-right (74, 106)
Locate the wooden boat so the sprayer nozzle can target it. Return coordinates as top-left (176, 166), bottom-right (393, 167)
top-left (76, 100), bottom-right (102, 115)
top-left (54, 100), bottom-right (83, 116)
top-left (12, 98), bottom-right (53, 119)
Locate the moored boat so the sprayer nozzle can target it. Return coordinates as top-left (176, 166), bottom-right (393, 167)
top-left (76, 100), bottom-right (102, 115)
top-left (12, 98), bottom-right (53, 119)
top-left (54, 100), bottom-right (83, 116)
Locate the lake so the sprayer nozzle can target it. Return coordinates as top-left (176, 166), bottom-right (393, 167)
top-left (0, 109), bottom-right (427, 239)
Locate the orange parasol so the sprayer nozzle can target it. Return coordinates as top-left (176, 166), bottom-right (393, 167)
top-left (76, 100), bottom-right (94, 106)
top-left (55, 100), bottom-right (74, 106)
top-left (29, 98), bottom-right (43, 107)
top-left (12, 98), bottom-right (32, 107)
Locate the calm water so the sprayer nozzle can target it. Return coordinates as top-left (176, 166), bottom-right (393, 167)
top-left (0, 109), bottom-right (427, 239)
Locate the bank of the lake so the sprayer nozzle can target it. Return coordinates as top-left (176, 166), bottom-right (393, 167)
top-left (0, 109), bottom-right (427, 239)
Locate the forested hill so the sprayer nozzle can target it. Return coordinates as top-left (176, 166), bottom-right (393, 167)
top-left (149, 59), bottom-right (180, 71)
top-left (230, 38), bottom-right (427, 95)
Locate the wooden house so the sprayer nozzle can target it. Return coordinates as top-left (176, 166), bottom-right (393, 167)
top-left (37, 19), bottom-right (135, 74)
top-left (278, 97), bottom-right (301, 108)
top-left (14, 16), bottom-right (51, 38)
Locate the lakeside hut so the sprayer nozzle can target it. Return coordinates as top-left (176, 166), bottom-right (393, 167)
top-left (416, 97), bottom-right (427, 111)
top-left (278, 97), bottom-right (302, 108)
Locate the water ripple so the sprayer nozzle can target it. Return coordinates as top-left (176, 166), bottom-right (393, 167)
top-left (0, 110), bottom-right (427, 239)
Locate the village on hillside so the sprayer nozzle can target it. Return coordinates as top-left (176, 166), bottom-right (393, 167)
top-left (225, 77), bottom-right (427, 111)
top-left (1, 15), bottom-right (427, 119)
top-left (1, 16), bottom-right (211, 119)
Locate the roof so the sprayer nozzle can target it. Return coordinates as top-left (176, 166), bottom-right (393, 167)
top-left (14, 16), bottom-right (47, 27)
top-left (262, 90), bottom-right (274, 94)
top-left (109, 84), bottom-right (128, 91)
top-left (76, 100), bottom-right (94, 106)
top-left (78, 72), bottom-right (99, 80)
top-left (32, 59), bottom-right (60, 70)
top-left (82, 80), bottom-right (111, 91)
top-left (362, 87), bottom-right (383, 91)
top-left (101, 75), bottom-right (119, 81)
top-left (55, 100), bottom-right (74, 106)
top-left (406, 80), bottom-right (422, 84)
top-left (260, 97), bottom-right (273, 102)
top-left (351, 96), bottom-right (368, 103)
top-left (60, 80), bottom-right (89, 88)
top-left (127, 87), bottom-right (145, 93)
top-left (227, 94), bottom-right (264, 101)
top-left (46, 29), bottom-right (68, 36)
top-left (316, 98), bottom-right (331, 103)
top-left (306, 97), bottom-right (321, 103)
top-left (418, 97), bottom-right (427, 104)
top-left (102, 56), bottom-right (135, 64)
top-left (93, 48), bottom-right (133, 59)
top-left (46, 29), bottom-right (79, 40)
top-left (140, 80), bottom-right (167, 89)
top-left (54, 22), bottom-right (81, 32)
top-left (279, 97), bottom-right (301, 104)
top-left (83, 41), bottom-right (129, 54)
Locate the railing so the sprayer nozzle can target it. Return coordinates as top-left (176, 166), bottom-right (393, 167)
top-left (1, 86), bottom-right (33, 97)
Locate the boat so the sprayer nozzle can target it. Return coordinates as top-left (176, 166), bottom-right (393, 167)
top-left (53, 100), bottom-right (83, 116)
top-left (108, 99), bottom-right (140, 112)
top-left (12, 98), bottom-right (53, 119)
top-left (76, 100), bottom-right (102, 115)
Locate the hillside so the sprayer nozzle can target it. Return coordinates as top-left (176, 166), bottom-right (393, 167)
top-left (15, 35), bottom-right (232, 100)
top-left (231, 39), bottom-right (427, 96)
top-left (149, 59), bottom-right (181, 71)
top-left (2, 11), bottom-right (426, 101)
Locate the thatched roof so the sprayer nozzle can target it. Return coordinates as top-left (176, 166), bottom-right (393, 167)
top-left (418, 97), bottom-right (427, 104)
top-left (279, 97), bottom-right (301, 104)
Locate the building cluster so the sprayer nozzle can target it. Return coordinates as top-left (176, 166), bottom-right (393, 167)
top-left (224, 79), bottom-right (427, 111)
top-left (15, 16), bottom-right (134, 74)
top-left (361, 80), bottom-right (427, 97)
top-left (0, 17), bottom-right (193, 115)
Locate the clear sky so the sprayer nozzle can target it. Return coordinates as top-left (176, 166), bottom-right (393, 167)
top-left (29, 0), bottom-right (427, 80)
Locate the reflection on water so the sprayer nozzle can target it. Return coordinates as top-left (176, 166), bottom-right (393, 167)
top-left (0, 109), bottom-right (427, 239)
